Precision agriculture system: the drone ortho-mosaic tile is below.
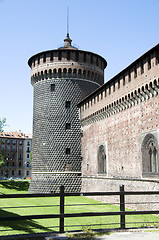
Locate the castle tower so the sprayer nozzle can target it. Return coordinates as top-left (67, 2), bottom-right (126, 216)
top-left (28, 35), bottom-right (107, 193)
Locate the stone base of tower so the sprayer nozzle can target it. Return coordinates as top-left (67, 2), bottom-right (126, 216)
top-left (29, 172), bottom-right (82, 193)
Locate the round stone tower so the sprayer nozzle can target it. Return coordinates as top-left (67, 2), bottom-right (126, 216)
top-left (28, 34), bottom-right (107, 193)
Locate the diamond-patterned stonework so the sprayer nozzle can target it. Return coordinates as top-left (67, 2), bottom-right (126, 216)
top-left (29, 77), bottom-right (99, 193)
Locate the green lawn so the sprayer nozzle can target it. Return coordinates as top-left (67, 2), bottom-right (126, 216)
top-left (0, 180), bottom-right (159, 236)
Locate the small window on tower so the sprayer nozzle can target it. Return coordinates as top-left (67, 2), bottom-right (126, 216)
top-left (66, 123), bottom-right (71, 129)
top-left (67, 51), bottom-right (70, 60)
top-left (65, 101), bottom-right (71, 108)
top-left (50, 52), bottom-right (53, 61)
top-left (83, 53), bottom-right (86, 62)
top-left (43, 53), bottom-right (46, 63)
top-left (51, 84), bottom-right (55, 92)
top-left (75, 52), bottom-right (79, 61)
top-left (66, 148), bottom-right (70, 155)
top-left (58, 51), bottom-right (62, 60)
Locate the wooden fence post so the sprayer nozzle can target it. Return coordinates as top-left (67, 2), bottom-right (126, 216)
top-left (60, 185), bottom-right (65, 233)
top-left (120, 185), bottom-right (125, 229)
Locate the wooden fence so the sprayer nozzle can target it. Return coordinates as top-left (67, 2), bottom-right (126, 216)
top-left (0, 185), bottom-right (159, 235)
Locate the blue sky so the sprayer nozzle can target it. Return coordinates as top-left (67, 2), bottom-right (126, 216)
top-left (0, 0), bottom-right (159, 133)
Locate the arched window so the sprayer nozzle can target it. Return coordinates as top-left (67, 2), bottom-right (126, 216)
top-left (73, 69), bottom-right (77, 78)
top-left (98, 145), bottom-right (106, 174)
top-left (142, 134), bottom-right (158, 174)
top-left (91, 72), bottom-right (94, 81)
top-left (49, 69), bottom-right (52, 79)
top-left (58, 68), bottom-right (62, 78)
top-left (87, 71), bottom-right (90, 80)
top-left (53, 69), bottom-right (57, 78)
top-left (63, 68), bottom-right (67, 78)
top-left (68, 68), bottom-right (72, 77)
top-left (78, 69), bottom-right (82, 78)
top-left (83, 70), bottom-right (86, 78)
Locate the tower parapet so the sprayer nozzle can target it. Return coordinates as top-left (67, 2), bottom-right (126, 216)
top-left (28, 40), bottom-right (107, 87)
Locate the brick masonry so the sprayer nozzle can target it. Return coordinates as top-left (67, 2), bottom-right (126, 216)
top-left (79, 44), bottom-right (159, 209)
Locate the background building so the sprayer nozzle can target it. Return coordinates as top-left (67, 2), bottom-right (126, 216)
top-left (28, 34), bottom-right (106, 193)
top-left (0, 131), bottom-right (32, 179)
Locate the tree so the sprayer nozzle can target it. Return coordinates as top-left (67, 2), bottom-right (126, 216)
top-left (0, 118), bottom-right (6, 168)
top-left (0, 118), bottom-right (6, 132)
top-left (0, 150), bottom-right (5, 168)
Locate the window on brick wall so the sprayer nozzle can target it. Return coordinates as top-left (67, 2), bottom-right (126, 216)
top-left (134, 66), bottom-right (137, 78)
top-left (148, 56), bottom-right (151, 70)
top-left (128, 71), bottom-right (131, 82)
top-left (142, 134), bottom-right (159, 175)
top-left (141, 61), bottom-right (144, 74)
top-left (66, 123), bottom-right (71, 129)
top-left (51, 84), bottom-right (55, 92)
top-left (66, 148), bottom-right (70, 155)
top-left (109, 86), bottom-right (111, 95)
top-left (113, 83), bottom-right (115, 92)
top-left (156, 49), bottom-right (159, 65)
top-left (65, 101), bottom-right (71, 108)
top-left (123, 75), bottom-right (125, 86)
top-left (98, 145), bottom-right (106, 174)
top-left (118, 79), bottom-right (120, 89)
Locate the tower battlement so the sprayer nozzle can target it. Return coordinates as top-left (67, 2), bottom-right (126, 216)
top-left (28, 48), bottom-right (107, 86)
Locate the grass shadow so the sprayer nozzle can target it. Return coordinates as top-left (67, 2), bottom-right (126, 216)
top-left (0, 209), bottom-right (57, 235)
top-left (0, 181), bottom-right (29, 192)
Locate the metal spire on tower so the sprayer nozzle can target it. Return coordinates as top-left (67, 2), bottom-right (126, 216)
top-left (67, 6), bottom-right (69, 38)
top-left (64, 6), bottom-right (72, 47)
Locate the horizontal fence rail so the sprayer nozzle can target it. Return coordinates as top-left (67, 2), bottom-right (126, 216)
top-left (0, 185), bottom-right (159, 236)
